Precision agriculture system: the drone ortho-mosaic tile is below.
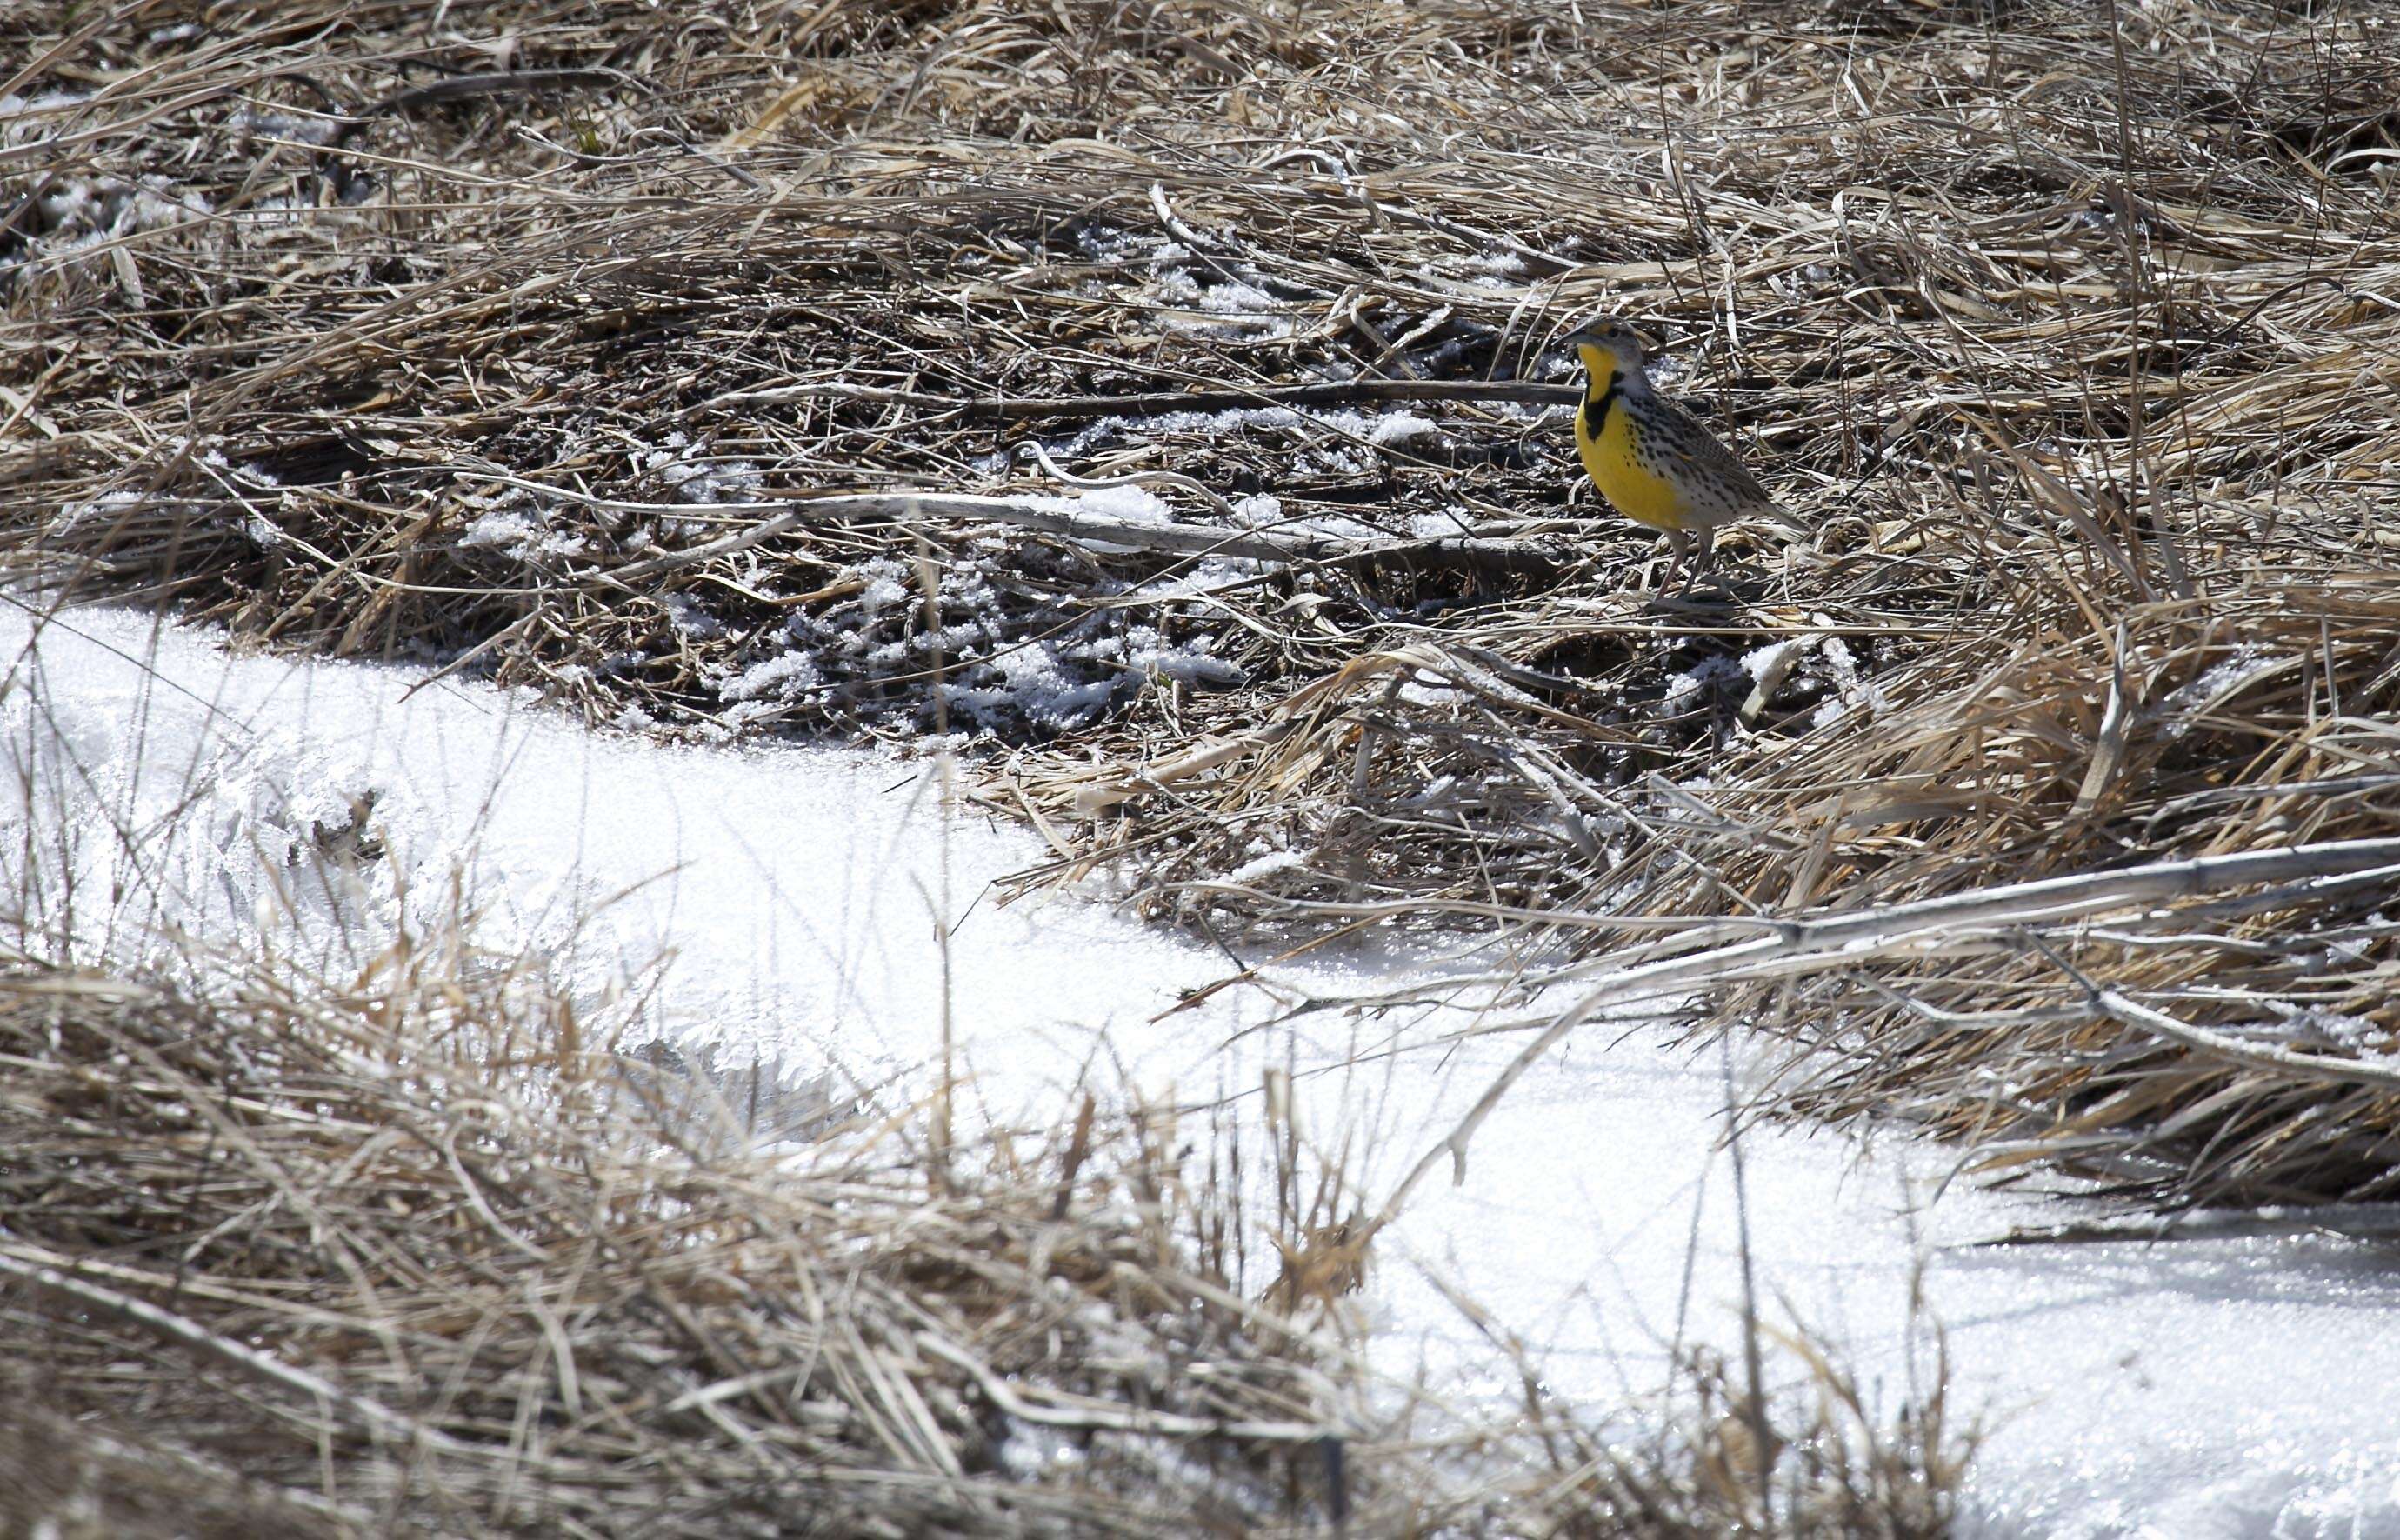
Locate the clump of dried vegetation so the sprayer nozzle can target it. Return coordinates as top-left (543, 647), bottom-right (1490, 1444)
top-left (0, 812), bottom-right (1967, 1536)
top-left (0, 924), bottom-right (1356, 1536)
top-left (4, 0), bottom-right (2399, 1523)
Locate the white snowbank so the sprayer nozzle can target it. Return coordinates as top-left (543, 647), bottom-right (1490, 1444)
top-left (7, 600), bottom-right (2399, 1536)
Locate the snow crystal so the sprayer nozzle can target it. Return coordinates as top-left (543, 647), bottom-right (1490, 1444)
top-left (1232, 493), bottom-right (1283, 525)
top-left (2162, 646), bottom-right (2283, 736)
top-left (718, 651), bottom-right (822, 704)
top-left (663, 595), bottom-right (724, 641)
top-left (458, 506), bottom-right (589, 562)
top-left (942, 641), bottom-right (1120, 731)
top-left (1663, 653), bottom-right (1749, 710)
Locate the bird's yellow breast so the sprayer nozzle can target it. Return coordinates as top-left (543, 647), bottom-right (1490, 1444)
top-left (1574, 370), bottom-right (1689, 533)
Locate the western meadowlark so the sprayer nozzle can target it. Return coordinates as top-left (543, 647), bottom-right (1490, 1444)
top-left (1563, 318), bottom-right (1803, 589)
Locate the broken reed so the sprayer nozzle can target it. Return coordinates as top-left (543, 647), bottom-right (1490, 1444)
top-left (8, 0), bottom-right (2400, 1210)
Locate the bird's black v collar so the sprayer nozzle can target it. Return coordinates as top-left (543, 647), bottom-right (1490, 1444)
top-left (1582, 370), bottom-right (1623, 439)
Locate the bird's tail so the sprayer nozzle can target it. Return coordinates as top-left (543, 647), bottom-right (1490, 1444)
top-left (1752, 501), bottom-right (1811, 536)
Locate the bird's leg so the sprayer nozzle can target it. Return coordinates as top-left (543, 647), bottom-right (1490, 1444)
top-left (1691, 525), bottom-right (1717, 582)
top-left (1657, 530), bottom-right (1690, 590)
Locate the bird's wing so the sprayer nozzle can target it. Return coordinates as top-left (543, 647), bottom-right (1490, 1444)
top-left (1669, 413), bottom-right (1805, 530)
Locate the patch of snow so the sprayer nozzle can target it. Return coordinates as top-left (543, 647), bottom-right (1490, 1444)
top-left (1103, 625), bottom-right (1244, 689)
top-left (13, 603), bottom-right (2400, 1537)
top-left (1663, 653), bottom-right (1748, 710)
top-left (458, 504), bottom-right (589, 562)
top-left (1198, 278), bottom-right (1279, 315)
top-left (199, 446), bottom-right (283, 490)
top-left (994, 1419), bottom-right (1085, 1479)
top-left (718, 650), bottom-right (820, 704)
top-left (941, 639), bottom-right (1121, 731)
top-left (640, 439), bottom-right (762, 506)
top-left (1128, 556), bottom-right (1270, 599)
top-left (1223, 848), bottom-right (1307, 885)
top-left (1033, 485), bottom-right (1175, 526)
top-left (52, 488), bottom-right (144, 537)
top-left (1147, 260), bottom-right (1292, 337)
top-left (2163, 646), bottom-right (2284, 736)
top-left (1807, 634), bottom-right (1890, 730)
top-left (1365, 410), bottom-right (1439, 446)
top-left (1043, 402), bottom-right (1450, 463)
top-left (1397, 679), bottom-right (1465, 707)
top-left (232, 107), bottom-right (343, 145)
top-left (854, 557), bottom-right (915, 614)
top-left (663, 595), bottom-right (724, 641)
top-left (1408, 507), bottom-right (1474, 538)
top-left (0, 90), bottom-right (92, 150)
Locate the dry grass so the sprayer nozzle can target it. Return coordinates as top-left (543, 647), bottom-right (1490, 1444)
top-left (6, 0), bottom-right (2400, 1360)
top-left (0, 929), bottom-right (1355, 1536)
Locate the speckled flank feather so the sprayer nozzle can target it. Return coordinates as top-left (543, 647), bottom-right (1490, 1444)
top-left (1631, 394), bottom-right (1779, 520)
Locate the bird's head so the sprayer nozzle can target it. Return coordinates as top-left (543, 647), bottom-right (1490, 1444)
top-left (1560, 317), bottom-right (1652, 383)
